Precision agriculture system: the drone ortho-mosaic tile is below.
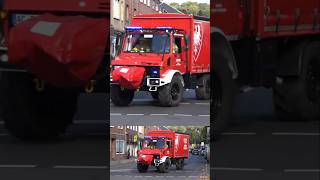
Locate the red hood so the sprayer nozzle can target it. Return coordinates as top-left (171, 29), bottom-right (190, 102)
top-left (112, 53), bottom-right (164, 67)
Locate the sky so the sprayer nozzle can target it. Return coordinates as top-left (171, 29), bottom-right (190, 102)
top-left (162, 0), bottom-right (210, 4)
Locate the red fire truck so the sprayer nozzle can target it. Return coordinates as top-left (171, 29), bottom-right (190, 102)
top-left (137, 130), bottom-right (189, 173)
top-left (110, 14), bottom-right (210, 107)
top-left (212, 1), bottom-right (320, 138)
top-left (0, 0), bottom-right (108, 139)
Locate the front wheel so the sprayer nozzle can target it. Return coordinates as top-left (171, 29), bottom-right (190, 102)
top-left (110, 84), bottom-right (134, 106)
top-left (159, 158), bottom-right (170, 173)
top-left (158, 74), bottom-right (183, 107)
top-left (137, 163), bottom-right (149, 173)
top-left (0, 72), bottom-right (79, 140)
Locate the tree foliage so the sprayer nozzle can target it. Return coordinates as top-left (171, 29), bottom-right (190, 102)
top-left (165, 126), bottom-right (209, 144)
top-left (169, 2), bottom-right (210, 18)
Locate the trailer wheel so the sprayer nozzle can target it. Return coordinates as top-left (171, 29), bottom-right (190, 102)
top-left (196, 74), bottom-right (210, 100)
top-left (110, 84), bottom-right (134, 106)
top-left (273, 42), bottom-right (320, 121)
top-left (176, 158), bottom-right (184, 170)
top-left (158, 74), bottom-right (183, 107)
top-left (159, 158), bottom-right (170, 173)
top-left (137, 163), bottom-right (149, 173)
top-left (0, 72), bottom-right (78, 140)
top-left (213, 54), bottom-right (236, 140)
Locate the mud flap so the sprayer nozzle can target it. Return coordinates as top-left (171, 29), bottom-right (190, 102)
top-left (112, 67), bottom-right (145, 89)
top-left (8, 14), bottom-right (108, 86)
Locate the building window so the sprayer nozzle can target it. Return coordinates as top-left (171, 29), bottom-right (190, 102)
top-left (144, 0), bottom-right (147, 4)
top-left (113, 0), bottom-right (121, 20)
top-left (147, 0), bottom-right (150, 6)
top-left (126, 5), bottom-right (129, 21)
top-left (116, 140), bottom-right (125, 154)
top-left (155, 5), bottom-right (159, 12)
top-left (140, 0), bottom-right (143, 3)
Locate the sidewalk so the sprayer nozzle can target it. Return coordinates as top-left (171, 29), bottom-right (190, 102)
top-left (110, 157), bottom-right (136, 166)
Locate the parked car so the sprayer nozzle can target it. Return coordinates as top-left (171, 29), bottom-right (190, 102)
top-left (191, 149), bottom-right (200, 155)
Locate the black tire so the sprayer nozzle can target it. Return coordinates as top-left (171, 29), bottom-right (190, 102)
top-left (273, 42), bottom-right (320, 121)
top-left (158, 74), bottom-right (183, 107)
top-left (0, 72), bottom-right (78, 140)
top-left (110, 84), bottom-right (134, 106)
top-left (176, 158), bottom-right (184, 170)
top-left (137, 163), bottom-right (149, 173)
top-left (159, 158), bottom-right (170, 173)
top-left (196, 74), bottom-right (210, 100)
top-left (151, 92), bottom-right (158, 100)
top-left (212, 51), bottom-right (236, 140)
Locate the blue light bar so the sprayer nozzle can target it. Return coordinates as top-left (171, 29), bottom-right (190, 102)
top-left (125, 26), bottom-right (143, 30)
top-left (157, 27), bottom-right (173, 30)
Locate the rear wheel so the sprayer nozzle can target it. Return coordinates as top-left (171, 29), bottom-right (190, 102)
top-left (176, 158), bottom-right (184, 170)
top-left (137, 163), bottom-right (149, 173)
top-left (151, 92), bottom-right (158, 100)
top-left (273, 42), bottom-right (320, 121)
top-left (196, 74), bottom-right (210, 100)
top-left (0, 72), bottom-right (79, 140)
top-left (110, 84), bottom-right (134, 106)
top-left (158, 74), bottom-right (183, 107)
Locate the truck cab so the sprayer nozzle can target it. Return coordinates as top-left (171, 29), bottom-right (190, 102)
top-left (111, 13), bottom-right (210, 107)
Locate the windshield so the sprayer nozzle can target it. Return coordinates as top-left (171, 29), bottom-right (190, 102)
top-left (143, 138), bottom-right (165, 149)
top-left (123, 31), bottom-right (170, 53)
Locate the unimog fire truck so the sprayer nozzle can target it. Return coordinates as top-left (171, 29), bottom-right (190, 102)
top-left (110, 14), bottom-right (210, 107)
top-left (136, 130), bottom-right (189, 173)
top-left (212, 0), bottom-right (320, 139)
top-left (0, 0), bottom-right (108, 139)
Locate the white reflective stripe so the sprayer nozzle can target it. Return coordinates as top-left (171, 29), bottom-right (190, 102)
top-left (31, 21), bottom-right (61, 37)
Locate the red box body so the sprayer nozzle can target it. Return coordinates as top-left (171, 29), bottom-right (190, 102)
top-left (212, 0), bottom-right (320, 39)
top-left (146, 130), bottom-right (189, 158)
top-left (130, 14), bottom-right (210, 74)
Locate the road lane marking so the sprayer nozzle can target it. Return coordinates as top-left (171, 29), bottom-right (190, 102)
top-left (174, 114), bottom-right (193, 117)
top-left (222, 132), bottom-right (257, 136)
top-left (127, 114), bottom-right (144, 116)
top-left (0, 165), bottom-right (37, 168)
top-left (272, 132), bottom-right (320, 136)
top-left (150, 114), bottom-right (169, 116)
top-left (111, 113), bottom-right (122, 116)
top-left (212, 167), bottom-right (263, 171)
top-left (198, 115), bottom-right (210, 117)
top-left (195, 103), bottom-right (210, 105)
top-left (284, 169), bottom-right (320, 173)
top-left (53, 165), bottom-right (107, 169)
top-left (180, 102), bottom-right (191, 105)
top-left (0, 133), bottom-right (9, 136)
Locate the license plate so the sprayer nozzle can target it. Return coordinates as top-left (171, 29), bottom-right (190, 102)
top-left (11, 14), bottom-right (38, 26)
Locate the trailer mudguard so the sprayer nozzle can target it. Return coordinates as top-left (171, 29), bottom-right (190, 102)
top-left (8, 14), bottom-right (108, 86)
top-left (211, 27), bottom-right (238, 79)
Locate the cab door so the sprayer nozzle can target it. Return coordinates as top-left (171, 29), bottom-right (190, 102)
top-left (172, 33), bottom-right (187, 74)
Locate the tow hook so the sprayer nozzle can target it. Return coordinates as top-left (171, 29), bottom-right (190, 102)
top-left (149, 86), bottom-right (158, 92)
top-left (84, 80), bottom-right (96, 94)
top-left (33, 78), bottom-right (45, 92)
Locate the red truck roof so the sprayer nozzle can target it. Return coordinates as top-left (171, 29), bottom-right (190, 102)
top-left (212, 0), bottom-right (320, 39)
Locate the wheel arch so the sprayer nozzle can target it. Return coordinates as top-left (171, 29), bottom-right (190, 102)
top-left (211, 27), bottom-right (238, 80)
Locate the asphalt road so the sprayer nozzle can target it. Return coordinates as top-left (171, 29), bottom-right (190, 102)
top-left (213, 88), bottom-right (320, 180)
top-left (110, 90), bottom-right (210, 126)
top-left (110, 154), bottom-right (209, 180)
top-left (0, 93), bottom-right (109, 180)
